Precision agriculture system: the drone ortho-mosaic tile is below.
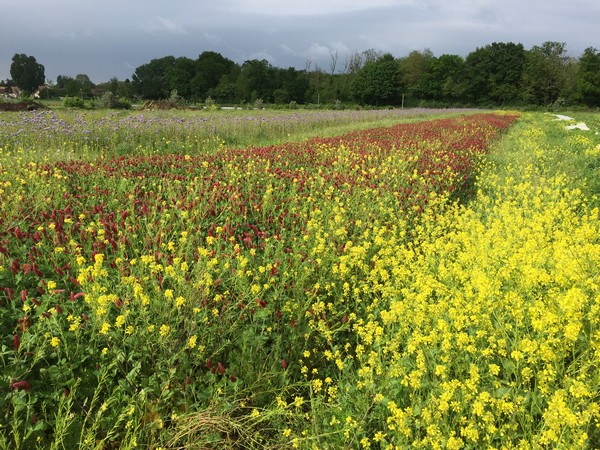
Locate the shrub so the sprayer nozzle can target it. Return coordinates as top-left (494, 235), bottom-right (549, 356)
top-left (98, 91), bottom-right (131, 109)
top-left (253, 98), bottom-right (264, 110)
top-left (62, 96), bottom-right (86, 108)
top-left (204, 96), bottom-right (219, 111)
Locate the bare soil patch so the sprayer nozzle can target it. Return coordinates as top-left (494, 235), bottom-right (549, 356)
top-left (0, 101), bottom-right (46, 111)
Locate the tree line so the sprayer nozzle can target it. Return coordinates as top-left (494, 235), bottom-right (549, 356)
top-left (5, 42), bottom-right (600, 108)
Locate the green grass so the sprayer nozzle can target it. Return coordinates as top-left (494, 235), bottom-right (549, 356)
top-left (487, 112), bottom-right (600, 203)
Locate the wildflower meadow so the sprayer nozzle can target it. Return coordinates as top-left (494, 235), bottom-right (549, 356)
top-left (1, 108), bottom-right (600, 449)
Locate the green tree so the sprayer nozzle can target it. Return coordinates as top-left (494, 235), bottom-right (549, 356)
top-left (169, 57), bottom-right (196, 98)
top-left (191, 51), bottom-right (238, 100)
top-left (338, 50), bottom-right (380, 104)
top-left (209, 69), bottom-right (241, 104)
top-left (267, 67), bottom-right (309, 104)
top-left (10, 53), bottom-right (45, 96)
top-left (97, 77), bottom-right (132, 99)
top-left (522, 41), bottom-right (574, 105)
top-left (56, 75), bottom-right (76, 96)
top-left (75, 74), bottom-right (94, 98)
top-left (329, 73), bottom-right (353, 103)
top-left (399, 49), bottom-right (433, 99)
top-left (55, 74), bottom-right (94, 98)
top-left (306, 65), bottom-right (325, 105)
top-left (463, 42), bottom-right (525, 105)
top-left (107, 77), bottom-right (119, 95)
top-left (351, 53), bottom-right (402, 105)
top-left (132, 56), bottom-right (176, 99)
top-left (280, 67), bottom-right (309, 103)
top-left (575, 47), bottom-right (600, 107)
top-left (236, 59), bottom-right (275, 103)
top-left (118, 79), bottom-right (133, 99)
top-left (418, 54), bottom-right (465, 103)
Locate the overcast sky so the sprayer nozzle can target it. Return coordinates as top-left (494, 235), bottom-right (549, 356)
top-left (1, 0), bottom-right (599, 83)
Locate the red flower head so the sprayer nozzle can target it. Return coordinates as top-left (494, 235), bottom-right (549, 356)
top-left (11, 380), bottom-right (32, 392)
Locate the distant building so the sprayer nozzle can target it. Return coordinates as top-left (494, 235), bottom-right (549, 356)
top-left (0, 85), bottom-right (21, 98)
top-left (33, 85), bottom-right (48, 98)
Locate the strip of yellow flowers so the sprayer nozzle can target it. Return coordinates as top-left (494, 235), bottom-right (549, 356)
top-left (351, 114), bottom-right (600, 449)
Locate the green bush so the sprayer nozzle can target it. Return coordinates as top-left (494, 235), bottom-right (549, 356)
top-left (97, 91), bottom-right (131, 109)
top-left (62, 96), bottom-right (86, 108)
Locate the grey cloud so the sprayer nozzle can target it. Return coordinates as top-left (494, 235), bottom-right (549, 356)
top-left (139, 17), bottom-right (187, 35)
top-left (1, 0), bottom-right (598, 82)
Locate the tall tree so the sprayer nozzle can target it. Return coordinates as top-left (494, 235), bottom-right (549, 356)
top-left (55, 74), bottom-right (95, 98)
top-left (329, 50), bottom-right (339, 75)
top-left (118, 79), bottom-right (133, 99)
top-left (307, 64), bottom-right (324, 104)
top-left (277, 67), bottom-right (309, 103)
top-left (575, 47), bottom-right (600, 107)
top-left (169, 57), bottom-right (196, 98)
top-left (419, 54), bottom-right (465, 103)
top-left (236, 59), bottom-right (275, 103)
top-left (75, 74), bottom-right (94, 98)
top-left (107, 77), bottom-right (119, 95)
top-left (399, 49), bottom-right (433, 99)
top-left (132, 56), bottom-right (176, 100)
top-left (341, 50), bottom-right (376, 104)
top-left (10, 53), bottom-right (45, 95)
top-left (209, 67), bottom-right (241, 104)
top-left (191, 51), bottom-right (237, 100)
top-left (463, 42), bottom-right (525, 105)
top-left (56, 75), bottom-right (76, 96)
top-left (522, 41), bottom-right (574, 105)
top-left (351, 53), bottom-right (402, 105)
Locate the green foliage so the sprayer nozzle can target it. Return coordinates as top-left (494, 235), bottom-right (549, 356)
top-left (575, 47), bottom-right (600, 107)
top-left (463, 42), bottom-right (526, 105)
top-left (399, 49), bottom-right (434, 97)
top-left (9, 111), bottom-right (600, 448)
top-left (203, 96), bottom-right (219, 111)
top-left (122, 44), bottom-right (600, 108)
top-left (97, 91), bottom-right (131, 109)
top-left (62, 96), bottom-right (86, 108)
top-left (351, 53), bottom-right (402, 105)
top-left (169, 57), bottom-right (195, 98)
top-left (191, 51), bottom-right (237, 100)
top-left (10, 54), bottom-right (45, 96)
top-left (168, 89), bottom-right (184, 106)
top-left (417, 54), bottom-right (466, 103)
top-left (522, 41), bottom-right (576, 106)
top-left (56, 74), bottom-right (94, 99)
top-left (237, 59), bottom-right (276, 103)
top-left (131, 56), bottom-right (177, 100)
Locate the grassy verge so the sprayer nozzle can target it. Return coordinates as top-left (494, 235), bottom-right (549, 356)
top-left (487, 112), bottom-right (600, 203)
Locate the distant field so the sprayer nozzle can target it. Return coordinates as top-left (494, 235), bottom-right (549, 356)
top-left (2, 110), bottom-right (600, 449)
top-left (0, 107), bottom-right (476, 162)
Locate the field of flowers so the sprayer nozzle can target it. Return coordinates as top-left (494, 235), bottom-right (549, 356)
top-left (1, 109), bottom-right (599, 449)
top-left (0, 108), bottom-right (470, 162)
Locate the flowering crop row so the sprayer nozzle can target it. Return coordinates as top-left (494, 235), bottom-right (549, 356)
top-left (0, 113), bottom-right (522, 448)
top-left (347, 114), bottom-right (600, 449)
top-left (0, 108), bottom-right (474, 162)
